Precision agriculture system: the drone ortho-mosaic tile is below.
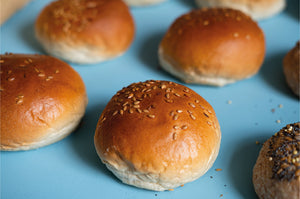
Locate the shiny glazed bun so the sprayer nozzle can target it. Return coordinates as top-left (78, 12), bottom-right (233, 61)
top-left (0, 54), bottom-right (88, 151)
top-left (195, 0), bottom-right (286, 20)
top-left (158, 8), bottom-right (265, 86)
top-left (253, 123), bottom-right (300, 199)
top-left (124, 0), bottom-right (166, 6)
top-left (283, 41), bottom-right (300, 96)
top-left (35, 0), bottom-right (135, 64)
top-left (94, 80), bottom-right (221, 191)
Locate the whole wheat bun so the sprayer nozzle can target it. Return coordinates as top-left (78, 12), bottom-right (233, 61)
top-left (124, 0), bottom-right (166, 6)
top-left (253, 122), bottom-right (300, 199)
top-left (158, 8), bottom-right (266, 86)
top-left (283, 41), bottom-right (300, 96)
top-left (35, 0), bottom-right (135, 64)
top-left (94, 80), bottom-right (221, 191)
top-left (195, 0), bottom-right (286, 20)
top-left (0, 54), bottom-right (88, 151)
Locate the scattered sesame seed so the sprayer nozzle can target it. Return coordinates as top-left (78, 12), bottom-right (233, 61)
top-left (38, 73), bottom-right (45, 77)
top-left (255, 141), bottom-right (260, 145)
top-left (133, 105), bottom-right (140, 108)
top-left (190, 114), bottom-right (196, 120)
top-left (119, 110), bottom-right (124, 115)
top-left (112, 110), bottom-right (118, 116)
top-left (129, 108), bottom-right (134, 113)
top-left (176, 110), bottom-right (183, 113)
top-left (276, 120), bottom-right (281, 124)
top-left (128, 93), bottom-right (134, 98)
top-left (233, 33), bottom-right (239, 37)
top-left (182, 125), bottom-right (188, 130)
top-left (227, 100), bottom-right (232, 104)
top-left (173, 114), bottom-right (178, 120)
top-left (195, 100), bottom-right (199, 104)
top-left (174, 93), bottom-right (181, 97)
top-left (183, 88), bottom-right (189, 93)
top-left (279, 104), bottom-right (283, 108)
top-left (161, 84), bottom-right (167, 89)
top-left (137, 109), bottom-right (142, 113)
top-left (147, 114), bottom-right (155, 119)
top-left (173, 125), bottom-right (180, 130)
top-left (168, 189), bottom-right (174, 191)
top-left (143, 109), bottom-right (149, 113)
top-left (215, 168), bottom-right (222, 171)
top-left (8, 77), bottom-right (15, 81)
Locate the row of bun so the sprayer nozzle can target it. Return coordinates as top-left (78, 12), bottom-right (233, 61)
top-left (1, 0), bottom-right (299, 198)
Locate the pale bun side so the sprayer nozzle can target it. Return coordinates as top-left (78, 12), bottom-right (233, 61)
top-left (0, 54), bottom-right (88, 151)
top-left (253, 123), bottom-right (300, 199)
top-left (158, 8), bottom-right (265, 86)
top-left (283, 41), bottom-right (300, 96)
top-left (195, 0), bottom-right (286, 20)
top-left (94, 80), bottom-right (221, 191)
top-left (124, 0), bottom-right (166, 6)
top-left (35, 0), bottom-right (135, 64)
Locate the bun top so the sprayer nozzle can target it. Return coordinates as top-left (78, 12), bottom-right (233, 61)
top-left (95, 80), bottom-right (221, 181)
top-left (0, 53), bottom-right (87, 149)
top-left (159, 8), bottom-right (265, 80)
top-left (35, 0), bottom-right (135, 60)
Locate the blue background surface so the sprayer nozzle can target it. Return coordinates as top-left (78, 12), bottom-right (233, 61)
top-left (1, 0), bottom-right (299, 198)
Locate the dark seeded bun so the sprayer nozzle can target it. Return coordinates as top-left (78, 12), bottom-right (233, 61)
top-left (283, 41), bottom-right (300, 96)
top-left (0, 54), bottom-right (88, 151)
top-left (35, 0), bottom-right (135, 64)
top-left (158, 8), bottom-right (266, 86)
top-left (195, 0), bottom-right (286, 20)
top-left (94, 80), bottom-right (221, 191)
top-left (253, 122), bottom-right (300, 199)
top-left (124, 0), bottom-right (166, 6)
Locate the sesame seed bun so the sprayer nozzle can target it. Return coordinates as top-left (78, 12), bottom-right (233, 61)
top-left (94, 80), bottom-right (221, 191)
top-left (0, 54), bottom-right (88, 151)
top-left (123, 0), bottom-right (166, 6)
top-left (35, 0), bottom-right (135, 64)
top-left (158, 8), bottom-right (266, 86)
top-left (253, 122), bottom-right (300, 199)
top-left (283, 41), bottom-right (300, 97)
top-left (195, 0), bottom-right (286, 20)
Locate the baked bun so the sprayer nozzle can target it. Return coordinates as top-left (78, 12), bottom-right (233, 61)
top-left (94, 80), bottom-right (221, 191)
top-left (35, 0), bottom-right (135, 64)
top-left (0, 54), bottom-right (88, 151)
top-left (158, 8), bottom-right (265, 86)
top-left (283, 41), bottom-right (300, 96)
top-left (253, 122), bottom-right (300, 199)
top-left (124, 0), bottom-right (166, 6)
top-left (195, 0), bottom-right (286, 20)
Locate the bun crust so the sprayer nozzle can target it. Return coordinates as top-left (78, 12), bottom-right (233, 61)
top-left (35, 0), bottom-right (135, 64)
top-left (158, 8), bottom-right (265, 86)
top-left (94, 80), bottom-right (221, 191)
top-left (283, 41), bottom-right (300, 96)
top-left (0, 54), bottom-right (88, 151)
top-left (195, 0), bottom-right (286, 20)
top-left (124, 0), bottom-right (166, 6)
top-left (253, 123), bottom-right (300, 199)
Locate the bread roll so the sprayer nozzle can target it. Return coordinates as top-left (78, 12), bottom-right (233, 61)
top-left (195, 0), bottom-right (286, 20)
top-left (253, 122), bottom-right (300, 199)
top-left (158, 8), bottom-right (266, 86)
top-left (94, 80), bottom-right (221, 191)
top-left (283, 41), bottom-right (300, 96)
top-left (35, 0), bottom-right (135, 64)
top-left (0, 53), bottom-right (88, 151)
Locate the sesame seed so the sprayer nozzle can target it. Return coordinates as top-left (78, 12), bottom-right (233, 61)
top-left (112, 110), bottom-right (118, 116)
top-left (255, 141), bottom-right (260, 145)
top-left (227, 100), bottom-right (232, 104)
top-left (278, 104), bottom-right (283, 108)
top-left (165, 93), bottom-right (170, 99)
top-left (128, 93), bottom-right (134, 98)
top-left (119, 110), bottom-right (124, 115)
top-left (276, 120), bottom-right (281, 123)
top-left (189, 103), bottom-right (196, 108)
top-left (182, 125), bottom-right (188, 130)
top-left (190, 114), bottom-right (196, 120)
top-left (137, 109), bottom-right (142, 113)
top-left (161, 84), bottom-right (167, 89)
top-left (38, 73), bottom-right (45, 77)
top-left (123, 106), bottom-right (127, 111)
top-left (195, 100), bottom-right (199, 104)
top-left (187, 110), bottom-right (193, 114)
top-left (183, 88), bottom-right (189, 93)
top-left (16, 98), bottom-right (23, 104)
top-left (8, 77), bottom-right (15, 81)
top-left (134, 101), bottom-right (140, 105)
top-left (129, 108), bottom-right (134, 113)
top-left (133, 105), bottom-right (140, 108)
top-left (147, 114), bottom-right (155, 119)
top-left (176, 110), bottom-right (183, 113)
top-left (7, 70), bottom-right (12, 74)
top-left (123, 102), bottom-right (129, 106)
top-left (269, 157), bottom-right (273, 161)
top-left (215, 168), bottom-right (222, 171)
top-left (233, 33), bottom-right (239, 37)
top-left (174, 93), bottom-right (181, 97)
top-left (207, 121), bottom-right (212, 126)
top-left (173, 125), bottom-right (180, 130)
top-left (173, 114), bottom-right (178, 120)
top-left (170, 111), bottom-right (175, 116)
top-left (165, 99), bottom-right (174, 103)
top-left (173, 133), bottom-right (177, 140)
top-left (143, 109), bottom-right (149, 113)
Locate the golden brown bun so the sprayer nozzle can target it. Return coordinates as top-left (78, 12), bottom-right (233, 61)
top-left (253, 122), bottom-right (300, 199)
top-left (35, 0), bottom-right (135, 64)
top-left (158, 8), bottom-right (266, 86)
top-left (0, 54), bottom-right (88, 151)
top-left (195, 0), bottom-right (286, 20)
top-left (94, 80), bottom-right (221, 191)
top-left (124, 0), bottom-right (166, 6)
top-left (283, 41), bottom-right (300, 96)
